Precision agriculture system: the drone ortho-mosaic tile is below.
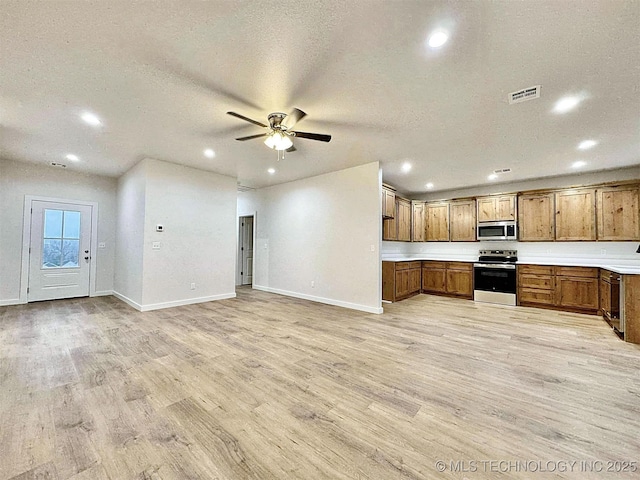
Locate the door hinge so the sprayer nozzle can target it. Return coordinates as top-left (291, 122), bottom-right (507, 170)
top-left (27, 287), bottom-right (29, 293)
top-left (29, 247), bottom-right (31, 253)
top-left (241, 246), bottom-right (244, 251)
top-left (241, 271), bottom-right (243, 275)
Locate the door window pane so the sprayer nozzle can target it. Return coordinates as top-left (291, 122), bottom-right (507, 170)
top-left (43, 239), bottom-right (62, 267)
top-left (42, 209), bottom-right (82, 269)
top-left (62, 240), bottom-right (79, 267)
top-left (44, 209), bottom-right (63, 238)
top-left (63, 211), bottom-right (81, 239)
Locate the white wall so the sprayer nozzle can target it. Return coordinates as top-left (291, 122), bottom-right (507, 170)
top-left (383, 166), bottom-right (640, 266)
top-left (114, 158), bottom-right (237, 310)
top-left (114, 160), bottom-right (147, 306)
top-left (249, 162), bottom-right (382, 314)
top-left (141, 159), bottom-right (237, 307)
top-left (0, 158), bottom-right (116, 304)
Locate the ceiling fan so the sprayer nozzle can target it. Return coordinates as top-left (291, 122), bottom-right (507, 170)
top-left (227, 108), bottom-right (331, 152)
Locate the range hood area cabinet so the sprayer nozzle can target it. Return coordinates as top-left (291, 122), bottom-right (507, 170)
top-left (476, 194), bottom-right (516, 223)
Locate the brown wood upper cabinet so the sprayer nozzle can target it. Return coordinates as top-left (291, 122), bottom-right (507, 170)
top-left (411, 201), bottom-right (426, 242)
top-left (555, 188), bottom-right (596, 241)
top-left (477, 194), bottom-right (516, 222)
top-left (596, 185), bottom-right (640, 240)
top-left (425, 202), bottom-right (450, 241)
top-left (450, 199), bottom-right (476, 241)
top-left (382, 185), bottom-right (396, 219)
top-left (396, 197), bottom-right (412, 242)
top-left (518, 193), bottom-right (555, 241)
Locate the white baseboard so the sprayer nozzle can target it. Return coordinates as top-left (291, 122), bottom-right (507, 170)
top-left (252, 285), bottom-right (383, 314)
top-left (112, 291), bottom-right (143, 311)
top-left (112, 291), bottom-right (237, 312)
top-left (92, 290), bottom-right (113, 297)
top-left (0, 298), bottom-right (23, 307)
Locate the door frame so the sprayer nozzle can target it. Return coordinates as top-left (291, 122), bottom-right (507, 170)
top-left (20, 195), bottom-right (99, 303)
top-left (236, 213), bottom-right (256, 287)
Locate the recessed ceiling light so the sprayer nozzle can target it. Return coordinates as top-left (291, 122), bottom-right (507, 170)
top-left (488, 173), bottom-right (498, 181)
top-left (553, 96), bottom-right (581, 114)
top-left (425, 182), bottom-right (434, 189)
top-left (268, 168), bottom-right (275, 174)
top-left (65, 154), bottom-right (79, 162)
top-left (577, 140), bottom-right (597, 150)
top-left (401, 162), bottom-right (412, 173)
top-left (428, 30), bottom-right (449, 48)
top-left (81, 111), bottom-right (101, 126)
top-left (204, 148), bottom-right (215, 158)
top-left (572, 160), bottom-right (587, 168)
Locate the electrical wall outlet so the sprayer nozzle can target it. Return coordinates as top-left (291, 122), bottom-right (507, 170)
top-left (152, 241), bottom-right (161, 249)
top-left (98, 242), bottom-right (106, 249)
top-left (311, 280), bottom-right (315, 288)
top-left (190, 283), bottom-right (196, 290)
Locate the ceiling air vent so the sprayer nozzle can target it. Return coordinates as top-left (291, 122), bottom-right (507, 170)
top-left (49, 162), bottom-right (67, 168)
top-left (237, 184), bottom-right (255, 192)
top-left (508, 85), bottom-right (540, 104)
top-left (493, 168), bottom-right (512, 174)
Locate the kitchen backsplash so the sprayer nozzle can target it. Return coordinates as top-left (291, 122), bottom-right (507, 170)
top-left (382, 240), bottom-right (640, 266)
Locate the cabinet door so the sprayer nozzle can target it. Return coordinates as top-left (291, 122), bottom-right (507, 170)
top-left (555, 276), bottom-right (599, 311)
top-left (422, 267), bottom-right (447, 293)
top-left (395, 270), bottom-right (409, 298)
top-left (396, 198), bottom-right (412, 241)
top-left (382, 216), bottom-right (397, 241)
top-left (497, 196), bottom-right (516, 221)
top-left (446, 269), bottom-right (473, 297)
top-left (596, 185), bottom-right (640, 240)
top-left (518, 193), bottom-right (555, 241)
top-left (382, 188), bottom-right (396, 218)
top-left (411, 202), bottom-right (426, 242)
top-left (477, 197), bottom-right (497, 223)
top-left (555, 189), bottom-right (596, 241)
top-left (450, 200), bottom-right (476, 241)
top-left (426, 202), bottom-right (450, 241)
top-left (409, 268), bottom-right (422, 294)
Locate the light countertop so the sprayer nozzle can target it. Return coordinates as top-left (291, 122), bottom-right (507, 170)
top-left (381, 255), bottom-right (640, 275)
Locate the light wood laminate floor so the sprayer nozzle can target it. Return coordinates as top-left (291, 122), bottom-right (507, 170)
top-left (1, 289), bottom-right (639, 479)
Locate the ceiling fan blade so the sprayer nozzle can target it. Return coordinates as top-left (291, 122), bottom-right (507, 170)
top-left (235, 133), bottom-right (268, 141)
top-left (292, 131), bottom-right (332, 142)
top-left (227, 112), bottom-right (268, 128)
top-left (283, 108), bottom-right (307, 129)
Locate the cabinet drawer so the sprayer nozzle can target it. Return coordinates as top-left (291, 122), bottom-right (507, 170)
top-left (518, 264), bottom-right (554, 275)
top-left (395, 262), bottom-right (412, 270)
top-left (518, 274), bottom-right (553, 290)
top-left (519, 288), bottom-right (555, 305)
top-left (446, 261), bottom-right (472, 271)
top-left (422, 261), bottom-right (447, 269)
top-left (555, 266), bottom-right (598, 278)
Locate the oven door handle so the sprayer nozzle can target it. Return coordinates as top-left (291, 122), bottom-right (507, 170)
top-left (473, 263), bottom-right (516, 270)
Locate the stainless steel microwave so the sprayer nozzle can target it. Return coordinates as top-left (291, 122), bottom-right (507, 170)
top-left (477, 221), bottom-right (517, 241)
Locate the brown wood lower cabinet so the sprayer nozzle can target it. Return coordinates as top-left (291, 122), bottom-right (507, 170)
top-left (518, 264), bottom-right (599, 314)
top-left (423, 261), bottom-right (473, 298)
top-left (382, 261), bottom-right (421, 302)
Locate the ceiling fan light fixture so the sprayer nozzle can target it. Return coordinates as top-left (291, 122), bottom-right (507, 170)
top-left (264, 131), bottom-right (293, 151)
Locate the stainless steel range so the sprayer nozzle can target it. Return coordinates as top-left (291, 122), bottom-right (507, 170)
top-left (473, 250), bottom-right (518, 306)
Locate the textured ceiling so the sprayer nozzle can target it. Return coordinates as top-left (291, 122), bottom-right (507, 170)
top-left (1, 1), bottom-right (639, 193)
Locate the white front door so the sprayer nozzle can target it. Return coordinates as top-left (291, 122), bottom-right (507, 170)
top-left (28, 200), bottom-right (92, 302)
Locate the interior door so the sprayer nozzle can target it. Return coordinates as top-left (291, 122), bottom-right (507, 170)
top-left (28, 200), bottom-right (92, 302)
top-left (241, 216), bottom-right (253, 285)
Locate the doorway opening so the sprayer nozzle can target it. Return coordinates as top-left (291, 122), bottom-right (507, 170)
top-left (237, 215), bottom-right (254, 286)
